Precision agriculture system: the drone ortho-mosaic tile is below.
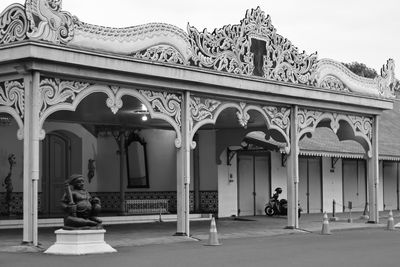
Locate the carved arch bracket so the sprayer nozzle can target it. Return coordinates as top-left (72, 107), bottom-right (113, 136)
top-left (297, 108), bottom-right (373, 157)
top-left (0, 79), bottom-right (25, 139)
top-left (136, 89), bottom-right (182, 148)
top-left (189, 96), bottom-right (291, 152)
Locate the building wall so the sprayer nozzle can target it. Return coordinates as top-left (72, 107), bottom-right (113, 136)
top-left (217, 148), bottom-right (238, 217)
top-left (270, 152), bottom-right (287, 199)
top-left (97, 129), bottom-right (181, 192)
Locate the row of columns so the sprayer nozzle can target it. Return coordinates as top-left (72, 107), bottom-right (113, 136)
top-left (19, 77), bottom-right (380, 243)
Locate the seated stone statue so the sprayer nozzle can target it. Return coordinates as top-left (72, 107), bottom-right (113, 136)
top-left (61, 174), bottom-right (102, 229)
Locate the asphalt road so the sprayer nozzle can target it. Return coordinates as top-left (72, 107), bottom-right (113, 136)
top-left (1, 228), bottom-right (400, 267)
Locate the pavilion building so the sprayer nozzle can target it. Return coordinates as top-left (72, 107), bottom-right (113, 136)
top-left (0, 0), bottom-right (397, 247)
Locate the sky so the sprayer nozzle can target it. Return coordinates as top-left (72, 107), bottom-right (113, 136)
top-left (1, 0), bottom-right (399, 79)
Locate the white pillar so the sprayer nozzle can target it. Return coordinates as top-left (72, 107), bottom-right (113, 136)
top-left (176, 91), bottom-right (191, 236)
top-left (22, 73), bottom-right (33, 244)
top-left (176, 148), bottom-right (185, 235)
top-left (368, 115), bottom-right (379, 223)
top-left (286, 105), bottom-right (299, 229)
top-left (23, 71), bottom-right (41, 245)
top-left (119, 133), bottom-right (126, 214)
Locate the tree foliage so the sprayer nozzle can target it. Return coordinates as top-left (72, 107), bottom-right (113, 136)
top-left (343, 62), bottom-right (378, 79)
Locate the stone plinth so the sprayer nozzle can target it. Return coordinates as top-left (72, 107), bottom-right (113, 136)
top-left (45, 229), bottom-right (116, 255)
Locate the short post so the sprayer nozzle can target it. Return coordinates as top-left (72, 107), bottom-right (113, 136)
top-left (158, 206), bottom-right (163, 223)
top-left (348, 201), bottom-right (353, 223)
top-left (360, 202), bottom-right (369, 220)
top-left (330, 199), bottom-right (339, 221)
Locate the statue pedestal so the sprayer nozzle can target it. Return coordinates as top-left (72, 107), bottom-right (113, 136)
top-left (45, 229), bottom-right (116, 255)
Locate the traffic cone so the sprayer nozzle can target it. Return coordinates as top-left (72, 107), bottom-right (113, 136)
top-left (205, 217), bottom-right (221, 246)
top-left (321, 212), bottom-right (331, 235)
top-left (387, 210), bottom-right (394, 230)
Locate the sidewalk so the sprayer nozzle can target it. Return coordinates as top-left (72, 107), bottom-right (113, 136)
top-left (0, 211), bottom-right (393, 253)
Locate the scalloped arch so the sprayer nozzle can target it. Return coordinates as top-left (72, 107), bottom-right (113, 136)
top-left (190, 102), bottom-right (290, 152)
top-left (298, 112), bottom-right (372, 158)
top-left (38, 84), bottom-right (182, 147)
top-left (0, 106), bottom-right (24, 140)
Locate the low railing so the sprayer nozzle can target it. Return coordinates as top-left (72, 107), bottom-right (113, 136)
top-left (124, 199), bottom-right (169, 215)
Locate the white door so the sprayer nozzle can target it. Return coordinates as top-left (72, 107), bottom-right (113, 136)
top-left (383, 161), bottom-right (398, 211)
top-left (343, 159), bottom-right (367, 212)
top-left (238, 155), bottom-right (254, 216)
top-left (308, 157), bottom-right (322, 213)
top-left (238, 154), bottom-right (269, 216)
top-left (299, 157), bottom-right (322, 213)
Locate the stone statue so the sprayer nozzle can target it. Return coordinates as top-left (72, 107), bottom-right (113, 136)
top-left (61, 174), bottom-right (102, 229)
top-left (2, 154), bottom-right (16, 216)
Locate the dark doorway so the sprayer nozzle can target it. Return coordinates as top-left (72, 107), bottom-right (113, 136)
top-left (42, 132), bottom-right (71, 215)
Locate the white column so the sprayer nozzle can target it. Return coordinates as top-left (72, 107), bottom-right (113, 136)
top-left (286, 105), bottom-right (299, 229)
top-left (31, 71), bottom-right (41, 246)
top-left (368, 115), bottom-right (379, 223)
top-left (176, 91), bottom-right (191, 236)
top-left (22, 71), bottom-right (41, 245)
top-left (119, 133), bottom-right (126, 214)
top-left (22, 73), bottom-right (33, 244)
top-left (176, 148), bottom-right (185, 235)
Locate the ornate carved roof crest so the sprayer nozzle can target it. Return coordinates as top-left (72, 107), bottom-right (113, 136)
top-left (25, 0), bottom-right (75, 44)
top-left (0, 3), bottom-right (29, 44)
top-left (0, 1), bottom-right (396, 98)
top-left (187, 7), bottom-right (318, 86)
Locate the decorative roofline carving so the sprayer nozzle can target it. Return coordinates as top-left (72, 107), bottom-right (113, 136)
top-left (25, 0), bottom-right (75, 44)
top-left (72, 20), bottom-right (192, 63)
top-left (0, 1), bottom-right (396, 98)
top-left (313, 59), bottom-right (396, 98)
top-left (0, 3), bottom-right (28, 44)
top-left (187, 6), bottom-right (318, 84)
top-left (132, 45), bottom-right (186, 65)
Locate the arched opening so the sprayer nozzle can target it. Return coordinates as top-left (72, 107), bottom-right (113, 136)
top-left (298, 115), bottom-right (371, 214)
top-left (41, 88), bottom-right (182, 217)
top-left (190, 103), bottom-right (289, 217)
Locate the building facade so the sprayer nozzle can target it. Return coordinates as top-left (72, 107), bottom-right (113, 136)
top-left (0, 0), bottom-right (397, 247)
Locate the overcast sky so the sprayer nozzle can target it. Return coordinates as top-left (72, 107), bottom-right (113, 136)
top-left (1, 0), bottom-right (399, 78)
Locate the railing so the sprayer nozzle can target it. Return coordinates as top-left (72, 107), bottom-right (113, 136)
top-left (124, 199), bottom-right (169, 215)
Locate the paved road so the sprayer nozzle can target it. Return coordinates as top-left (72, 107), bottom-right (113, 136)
top-left (1, 228), bottom-right (400, 267)
top-left (0, 212), bottom-right (389, 250)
